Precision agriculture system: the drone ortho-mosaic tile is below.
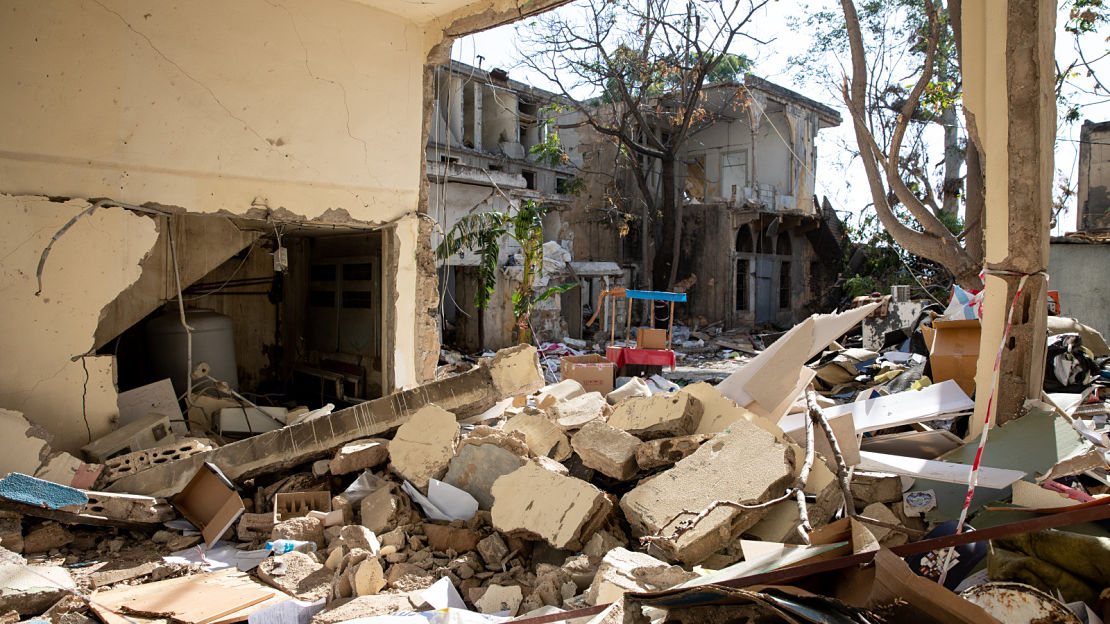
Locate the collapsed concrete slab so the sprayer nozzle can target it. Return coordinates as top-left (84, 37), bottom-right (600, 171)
top-left (606, 393), bottom-right (702, 440)
top-left (442, 443), bottom-right (526, 511)
top-left (620, 420), bottom-right (796, 564)
top-left (571, 421), bottom-right (641, 481)
top-left (490, 463), bottom-right (612, 550)
top-left (634, 434), bottom-right (713, 471)
top-left (503, 409), bottom-right (571, 461)
top-left (108, 345), bottom-right (545, 498)
top-left (389, 406), bottom-right (459, 490)
top-left (585, 547), bottom-right (697, 606)
top-left (548, 392), bottom-right (609, 431)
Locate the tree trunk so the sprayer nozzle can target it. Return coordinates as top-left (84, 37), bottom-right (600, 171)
top-left (940, 104), bottom-right (963, 218)
top-left (653, 156), bottom-right (680, 291)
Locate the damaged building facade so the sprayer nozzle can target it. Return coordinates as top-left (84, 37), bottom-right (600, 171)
top-left (0, 0), bottom-right (574, 459)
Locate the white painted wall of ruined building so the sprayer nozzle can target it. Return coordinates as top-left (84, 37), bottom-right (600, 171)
top-left (429, 182), bottom-right (523, 265)
top-left (393, 215), bottom-right (421, 390)
top-left (0, 0), bottom-right (426, 223)
top-left (0, 196), bottom-right (159, 453)
top-left (683, 111), bottom-right (801, 207)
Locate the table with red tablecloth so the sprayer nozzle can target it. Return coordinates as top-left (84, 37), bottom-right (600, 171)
top-left (605, 346), bottom-right (677, 371)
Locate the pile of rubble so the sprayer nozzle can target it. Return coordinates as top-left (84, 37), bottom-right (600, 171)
top-left (2, 301), bottom-right (1110, 624)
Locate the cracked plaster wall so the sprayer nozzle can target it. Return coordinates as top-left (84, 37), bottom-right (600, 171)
top-left (0, 195), bottom-right (158, 453)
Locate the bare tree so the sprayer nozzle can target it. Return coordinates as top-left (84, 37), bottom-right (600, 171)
top-left (518, 0), bottom-right (767, 291)
top-left (839, 0), bottom-right (984, 288)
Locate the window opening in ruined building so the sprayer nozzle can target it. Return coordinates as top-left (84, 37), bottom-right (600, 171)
top-left (736, 224), bottom-right (753, 252)
top-left (440, 155), bottom-right (459, 164)
top-left (777, 232), bottom-right (792, 256)
top-left (556, 177), bottom-right (571, 194)
top-left (686, 155), bottom-right (707, 202)
top-left (488, 164), bottom-right (503, 172)
top-left (522, 170), bottom-right (536, 190)
top-left (779, 261), bottom-right (792, 309)
top-left (721, 149), bottom-right (748, 201)
top-left (736, 258), bottom-right (750, 311)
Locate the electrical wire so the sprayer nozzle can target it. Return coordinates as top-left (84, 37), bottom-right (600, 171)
top-left (183, 244), bottom-right (254, 301)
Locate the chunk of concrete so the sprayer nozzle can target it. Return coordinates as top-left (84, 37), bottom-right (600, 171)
top-left (330, 439), bottom-right (390, 475)
top-left (850, 471), bottom-right (904, 509)
top-left (22, 522), bottom-right (72, 554)
top-left (536, 379), bottom-right (586, 409)
top-left (475, 584), bottom-right (523, 617)
top-left (680, 382), bottom-right (764, 436)
top-left (360, 484), bottom-right (410, 535)
top-left (585, 547), bottom-right (697, 606)
top-left (108, 345), bottom-right (544, 498)
top-left (634, 434), bottom-right (713, 471)
top-left (476, 533), bottom-right (510, 568)
top-left (606, 377), bottom-right (651, 405)
top-left (339, 525), bottom-right (381, 555)
top-left (257, 551), bottom-right (332, 601)
top-left (620, 420), bottom-right (796, 564)
top-left (389, 405), bottom-right (459, 490)
top-left (423, 524), bottom-right (479, 554)
top-left (548, 392), bottom-right (608, 431)
top-left (0, 547), bottom-right (75, 615)
top-left (491, 463), bottom-right (612, 550)
top-left (443, 443), bottom-right (527, 511)
top-left (503, 409), bottom-right (571, 461)
top-left (571, 421), bottom-right (641, 481)
top-left (0, 519), bottom-right (22, 554)
top-left (353, 557), bottom-right (387, 595)
top-left (271, 516), bottom-right (325, 548)
top-left (606, 394), bottom-right (702, 440)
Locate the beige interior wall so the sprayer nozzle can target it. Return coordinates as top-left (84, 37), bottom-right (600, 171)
top-left (0, 196), bottom-right (159, 452)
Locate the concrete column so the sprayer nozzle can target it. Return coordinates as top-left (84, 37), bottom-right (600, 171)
top-left (962, 1), bottom-right (1055, 434)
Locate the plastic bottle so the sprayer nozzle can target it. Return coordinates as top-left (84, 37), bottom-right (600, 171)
top-left (265, 539), bottom-right (317, 554)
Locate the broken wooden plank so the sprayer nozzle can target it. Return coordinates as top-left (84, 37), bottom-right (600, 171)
top-left (857, 451), bottom-right (1026, 489)
top-left (107, 345), bottom-right (545, 498)
top-left (90, 569), bottom-right (277, 624)
top-left (823, 380), bottom-right (974, 434)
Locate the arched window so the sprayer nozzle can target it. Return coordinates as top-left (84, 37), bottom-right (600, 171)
top-left (777, 232), bottom-right (792, 256)
top-left (736, 224), bottom-right (753, 253)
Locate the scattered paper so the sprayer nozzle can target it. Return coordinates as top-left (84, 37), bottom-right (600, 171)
top-left (421, 577), bottom-right (467, 610)
top-left (403, 479), bottom-right (478, 522)
top-left (164, 540), bottom-right (270, 572)
top-left (248, 598), bottom-right (325, 624)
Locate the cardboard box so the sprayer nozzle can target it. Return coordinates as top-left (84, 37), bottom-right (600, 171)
top-left (273, 491), bottom-right (332, 523)
top-left (922, 319), bottom-right (980, 397)
top-left (636, 327), bottom-right (668, 350)
top-left (171, 462), bottom-right (245, 547)
top-left (561, 354), bottom-right (615, 395)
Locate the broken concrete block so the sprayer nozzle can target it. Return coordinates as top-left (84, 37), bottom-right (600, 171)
top-left (422, 524), bottom-right (479, 554)
top-left (606, 377), bottom-right (652, 405)
top-left (22, 522), bottom-right (72, 554)
top-left (536, 379), bottom-right (586, 409)
top-left (860, 503), bottom-right (908, 548)
top-left (491, 463), bottom-right (612, 550)
top-left (681, 382), bottom-right (763, 436)
top-left (340, 525), bottom-right (380, 555)
top-left (548, 392), bottom-right (608, 431)
top-left (0, 547), bottom-right (75, 615)
top-left (103, 438), bottom-right (215, 484)
top-left (389, 405), bottom-right (459, 490)
top-left (330, 439), bottom-right (390, 475)
top-left (236, 512), bottom-right (274, 542)
top-left (571, 421), bottom-right (641, 481)
top-left (606, 393), bottom-right (702, 440)
top-left (271, 516), bottom-right (325, 548)
top-left (353, 557), bottom-right (387, 595)
top-left (634, 434), bottom-right (713, 471)
top-left (585, 547), bottom-right (697, 606)
top-left (476, 533), bottom-right (510, 568)
top-left (257, 551), bottom-right (333, 601)
top-left (310, 594), bottom-right (418, 624)
top-left (360, 484), bottom-right (410, 535)
top-left (850, 471), bottom-right (904, 509)
top-left (385, 562), bottom-right (433, 589)
top-left (108, 345), bottom-right (544, 498)
top-left (442, 442), bottom-right (526, 511)
top-left (503, 409), bottom-right (571, 461)
top-left (534, 455), bottom-right (570, 476)
top-left (620, 421), bottom-right (796, 564)
top-left (475, 584), bottom-right (523, 617)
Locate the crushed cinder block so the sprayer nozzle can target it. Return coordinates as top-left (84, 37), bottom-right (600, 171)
top-left (491, 463), bottom-right (612, 550)
top-left (476, 584), bottom-right (523, 616)
top-left (571, 421), bottom-right (641, 480)
top-left (103, 438), bottom-right (215, 484)
top-left (548, 392), bottom-right (608, 431)
top-left (0, 546), bottom-right (75, 615)
top-left (503, 409), bottom-right (571, 461)
top-left (257, 551), bottom-right (332, 601)
top-left (330, 439), bottom-right (390, 475)
top-left (606, 393), bottom-right (702, 440)
top-left (237, 512), bottom-right (274, 541)
top-left (620, 420), bottom-right (796, 564)
top-left (585, 547), bottom-right (697, 606)
top-left (389, 405), bottom-right (459, 490)
top-left (536, 379), bottom-right (586, 409)
top-left (443, 442), bottom-right (527, 511)
top-left (634, 434), bottom-right (714, 471)
top-left (21, 522), bottom-right (72, 554)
